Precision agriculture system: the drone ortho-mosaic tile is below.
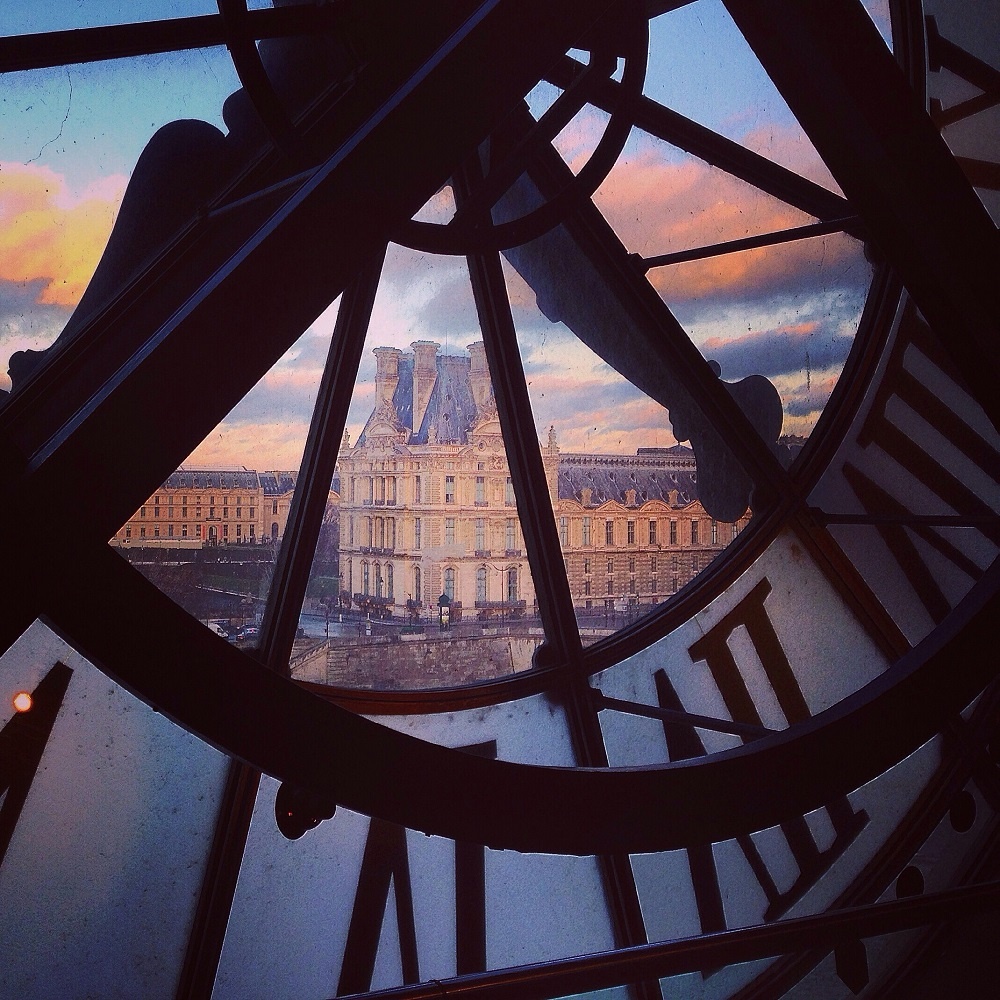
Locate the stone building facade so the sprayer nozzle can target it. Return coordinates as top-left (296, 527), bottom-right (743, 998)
top-left (337, 341), bottom-right (543, 619)
top-left (338, 342), bottom-right (749, 620)
top-left (111, 468), bottom-right (299, 548)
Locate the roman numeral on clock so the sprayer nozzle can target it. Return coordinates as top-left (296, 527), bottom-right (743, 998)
top-left (337, 740), bottom-right (496, 995)
top-left (657, 579), bottom-right (868, 927)
top-left (828, 303), bottom-right (1000, 628)
top-left (0, 663), bottom-right (72, 869)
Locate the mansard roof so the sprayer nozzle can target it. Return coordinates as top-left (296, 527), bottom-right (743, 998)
top-left (357, 349), bottom-right (481, 447)
top-left (260, 471), bottom-right (299, 495)
top-left (162, 469), bottom-right (261, 490)
top-left (557, 448), bottom-right (698, 507)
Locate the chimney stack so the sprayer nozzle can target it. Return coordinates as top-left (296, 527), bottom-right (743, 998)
top-left (373, 347), bottom-right (402, 407)
top-left (467, 341), bottom-right (492, 411)
top-left (411, 341), bottom-right (439, 433)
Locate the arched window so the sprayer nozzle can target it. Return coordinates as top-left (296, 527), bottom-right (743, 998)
top-left (386, 564), bottom-right (394, 599)
top-left (506, 567), bottom-right (518, 603)
top-left (270, 522), bottom-right (279, 540)
top-left (476, 566), bottom-right (487, 603)
top-left (375, 562), bottom-right (383, 598)
top-left (362, 562), bottom-right (369, 595)
top-left (413, 566), bottom-right (421, 604)
top-left (444, 567), bottom-right (455, 601)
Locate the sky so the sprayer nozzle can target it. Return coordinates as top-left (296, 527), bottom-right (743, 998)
top-left (0, 0), bottom-right (892, 469)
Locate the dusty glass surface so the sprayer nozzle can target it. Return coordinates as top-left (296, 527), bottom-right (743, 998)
top-left (0, 620), bottom-right (228, 999)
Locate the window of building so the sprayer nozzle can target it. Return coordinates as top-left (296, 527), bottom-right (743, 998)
top-left (669, 519), bottom-right (677, 544)
top-left (475, 518), bottom-right (485, 551)
top-left (154, 527), bottom-right (160, 538)
top-left (627, 520), bottom-right (635, 545)
top-left (584, 559), bottom-right (590, 575)
top-left (607, 558), bottom-right (614, 574)
top-left (168, 524), bottom-right (174, 538)
top-left (582, 517), bottom-right (591, 546)
top-left (154, 505), bottom-right (160, 517)
top-left (506, 567), bottom-right (518, 603)
top-left (672, 555), bottom-right (678, 572)
top-left (505, 477), bottom-right (515, 505)
top-left (271, 523), bottom-right (279, 540)
top-left (445, 475), bottom-right (455, 503)
top-left (140, 526), bottom-right (146, 538)
top-left (691, 519), bottom-right (699, 544)
top-left (388, 477), bottom-right (397, 505)
top-left (475, 476), bottom-right (486, 504)
top-left (182, 506), bottom-right (188, 518)
top-left (672, 576), bottom-right (678, 593)
top-left (476, 566), bottom-right (487, 603)
top-left (559, 516), bottom-right (568, 546)
top-left (650, 555), bottom-right (657, 573)
top-left (362, 562), bottom-right (369, 594)
top-left (506, 519), bottom-right (515, 551)
top-left (629, 578), bottom-right (635, 594)
top-left (210, 506), bottom-right (216, 519)
top-left (140, 506), bottom-right (146, 518)
top-left (628, 557), bottom-right (635, 573)
top-left (606, 579), bottom-right (613, 595)
top-left (444, 567), bottom-right (455, 600)
top-left (223, 524), bottom-right (228, 539)
top-left (236, 506), bottom-right (241, 518)
top-left (605, 520), bottom-right (614, 546)
top-left (249, 525), bottom-right (255, 538)
top-left (236, 524), bottom-right (241, 537)
top-left (249, 506), bottom-right (255, 520)
top-left (413, 566), bottom-right (421, 605)
top-left (272, 499), bottom-right (279, 515)
top-left (125, 526), bottom-right (131, 538)
top-left (649, 519), bottom-right (657, 545)
top-left (376, 517), bottom-right (384, 549)
top-left (584, 579), bottom-right (591, 596)
top-left (712, 519), bottom-right (719, 544)
top-left (168, 505), bottom-right (174, 518)
top-left (366, 517), bottom-right (373, 547)
top-left (651, 577), bottom-right (657, 594)
top-left (388, 518), bottom-right (396, 549)
top-left (414, 476), bottom-right (421, 503)
top-left (387, 564), bottom-right (394, 599)
top-left (375, 563), bottom-right (383, 598)
top-left (182, 525), bottom-right (188, 538)
top-left (692, 555), bottom-right (700, 573)
top-left (414, 517), bottom-right (422, 549)
top-left (445, 517), bottom-right (456, 544)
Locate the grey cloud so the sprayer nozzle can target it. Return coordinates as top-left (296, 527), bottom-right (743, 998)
top-left (705, 326), bottom-right (854, 382)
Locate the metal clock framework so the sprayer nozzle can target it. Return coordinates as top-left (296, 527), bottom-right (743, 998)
top-left (1, 1), bottom-right (1000, 997)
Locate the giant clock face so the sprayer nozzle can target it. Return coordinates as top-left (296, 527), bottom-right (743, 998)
top-left (2, 2), bottom-right (1000, 999)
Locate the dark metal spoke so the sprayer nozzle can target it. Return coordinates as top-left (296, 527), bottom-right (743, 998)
top-left (641, 216), bottom-right (861, 270)
top-left (257, 250), bottom-right (387, 673)
top-left (544, 54), bottom-right (859, 231)
top-left (722, 0), bottom-right (1000, 430)
top-left (0, 5), bottom-right (344, 73)
top-left (596, 693), bottom-right (774, 740)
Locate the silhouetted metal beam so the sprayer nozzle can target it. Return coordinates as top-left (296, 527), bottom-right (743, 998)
top-left (0, 6), bottom-right (343, 72)
top-left (723, 0), bottom-right (1000, 429)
